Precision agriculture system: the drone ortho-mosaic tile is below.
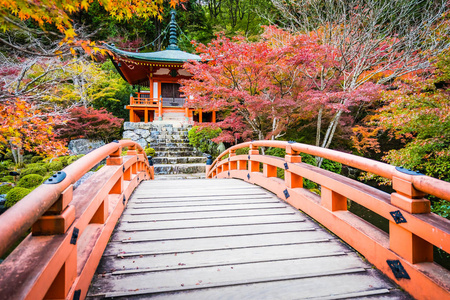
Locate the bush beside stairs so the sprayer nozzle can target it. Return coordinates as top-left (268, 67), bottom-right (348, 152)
top-left (149, 125), bottom-right (207, 180)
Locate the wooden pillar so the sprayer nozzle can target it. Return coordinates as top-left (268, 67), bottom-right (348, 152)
top-left (212, 110), bottom-right (216, 123)
top-left (199, 108), bottom-right (203, 123)
top-left (158, 96), bottom-right (163, 121)
top-left (389, 174), bottom-right (432, 263)
top-left (285, 145), bottom-right (303, 189)
top-left (248, 144), bottom-right (259, 172)
top-left (321, 187), bottom-right (346, 211)
top-left (149, 74), bottom-right (154, 99)
top-left (129, 108), bottom-right (134, 123)
top-left (144, 108), bottom-right (148, 123)
top-left (229, 149), bottom-right (237, 170)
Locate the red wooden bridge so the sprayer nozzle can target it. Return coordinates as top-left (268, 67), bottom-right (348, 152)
top-left (0, 140), bottom-right (449, 299)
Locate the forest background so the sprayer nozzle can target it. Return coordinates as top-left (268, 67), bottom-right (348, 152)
top-left (0, 0), bottom-right (450, 218)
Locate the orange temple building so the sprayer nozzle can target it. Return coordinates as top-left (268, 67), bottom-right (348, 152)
top-left (106, 10), bottom-right (215, 124)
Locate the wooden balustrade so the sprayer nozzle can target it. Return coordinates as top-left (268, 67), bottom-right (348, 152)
top-left (206, 140), bottom-right (450, 300)
top-left (130, 95), bottom-right (159, 106)
top-left (0, 140), bottom-right (153, 300)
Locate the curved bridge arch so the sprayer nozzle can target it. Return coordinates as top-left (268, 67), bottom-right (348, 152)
top-left (207, 140), bottom-right (450, 300)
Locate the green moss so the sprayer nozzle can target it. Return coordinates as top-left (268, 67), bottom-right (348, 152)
top-left (5, 187), bottom-right (31, 208)
top-left (0, 175), bottom-right (14, 183)
top-left (23, 154), bottom-right (33, 164)
top-left (95, 164), bottom-right (105, 172)
top-left (17, 174), bottom-right (43, 189)
top-left (0, 184), bottom-right (13, 194)
top-left (26, 163), bottom-right (47, 170)
top-left (0, 160), bottom-right (14, 172)
top-left (48, 160), bottom-right (63, 172)
top-left (59, 156), bottom-right (71, 167)
top-left (31, 156), bottom-right (44, 163)
top-left (145, 147), bottom-right (155, 157)
top-left (20, 165), bottom-right (47, 176)
top-left (42, 175), bottom-right (51, 184)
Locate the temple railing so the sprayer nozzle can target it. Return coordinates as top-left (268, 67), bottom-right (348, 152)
top-left (130, 94), bottom-right (186, 108)
top-left (206, 140), bottom-right (450, 300)
top-left (0, 140), bottom-right (153, 300)
top-left (130, 94), bottom-right (159, 106)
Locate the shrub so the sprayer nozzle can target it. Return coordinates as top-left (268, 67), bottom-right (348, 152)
top-left (26, 163), bottom-right (47, 170)
top-left (31, 156), bottom-right (44, 163)
top-left (188, 126), bottom-right (222, 156)
top-left (5, 187), bottom-right (31, 208)
top-left (23, 154), bottom-right (33, 164)
top-left (55, 106), bottom-right (124, 142)
top-left (0, 184), bottom-right (13, 194)
top-left (20, 165), bottom-right (47, 176)
top-left (3, 151), bottom-right (13, 160)
top-left (42, 175), bottom-right (51, 184)
top-left (67, 156), bottom-right (77, 165)
top-left (0, 175), bottom-right (14, 183)
top-left (145, 147), bottom-right (155, 157)
top-left (0, 160), bottom-right (14, 172)
top-left (432, 200), bottom-right (450, 220)
top-left (17, 174), bottom-right (43, 189)
top-left (48, 160), bottom-right (63, 172)
top-left (59, 156), bottom-right (71, 167)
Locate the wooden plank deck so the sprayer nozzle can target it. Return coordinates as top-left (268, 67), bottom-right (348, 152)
top-left (87, 179), bottom-right (410, 299)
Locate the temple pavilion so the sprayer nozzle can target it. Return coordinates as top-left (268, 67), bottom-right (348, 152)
top-left (106, 10), bottom-right (216, 124)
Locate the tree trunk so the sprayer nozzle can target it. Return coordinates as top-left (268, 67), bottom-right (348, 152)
top-left (317, 108), bottom-right (343, 168)
top-left (9, 140), bottom-right (24, 167)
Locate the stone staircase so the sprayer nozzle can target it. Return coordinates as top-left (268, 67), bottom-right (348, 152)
top-left (148, 125), bottom-right (207, 180)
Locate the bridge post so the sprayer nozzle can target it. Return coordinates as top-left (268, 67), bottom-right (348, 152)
top-left (44, 247), bottom-right (77, 299)
top-left (284, 145), bottom-right (302, 188)
top-left (32, 185), bottom-right (75, 235)
top-left (248, 144), bottom-right (259, 172)
top-left (321, 187), bottom-right (347, 211)
top-left (126, 144), bottom-right (137, 156)
top-left (389, 174), bottom-right (433, 263)
top-left (229, 149), bottom-right (237, 170)
top-left (238, 159), bottom-right (247, 170)
top-left (106, 146), bottom-right (123, 166)
top-left (263, 164), bottom-right (277, 178)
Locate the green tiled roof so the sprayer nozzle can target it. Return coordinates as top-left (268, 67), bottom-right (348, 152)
top-left (106, 44), bottom-right (201, 63)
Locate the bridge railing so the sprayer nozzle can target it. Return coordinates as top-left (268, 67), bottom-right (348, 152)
top-left (0, 140), bottom-right (153, 300)
top-left (206, 140), bottom-right (450, 300)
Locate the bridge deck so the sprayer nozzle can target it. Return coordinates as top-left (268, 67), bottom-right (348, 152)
top-left (88, 179), bottom-right (409, 299)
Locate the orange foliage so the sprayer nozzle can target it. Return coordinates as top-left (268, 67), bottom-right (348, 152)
top-left (0, 99), bottom-right (67, 157)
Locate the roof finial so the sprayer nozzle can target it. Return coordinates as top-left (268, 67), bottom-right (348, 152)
top-left (167, 10), bottom-right (179, 50)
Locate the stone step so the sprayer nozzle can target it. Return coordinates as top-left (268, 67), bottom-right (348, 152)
top-left (149, 132), bottom-right (188, 140)
top-left (152, 145), bottom-right (194, 151)
top-left (155, 150), bottom-right (203, 157)
top-left (153, 156), bottom-right (206, 165)
top-left (154, 163), bottom-right (206, 175)
top-left (150, 138), bottom-right (190, 144)
top-left (154, 173), bottom-right (206, 180)
top-left (149, 142), bottom-right (190, 148)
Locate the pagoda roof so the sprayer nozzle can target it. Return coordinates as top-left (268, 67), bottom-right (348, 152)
top-left (105, 44), bottom-right (201, 63)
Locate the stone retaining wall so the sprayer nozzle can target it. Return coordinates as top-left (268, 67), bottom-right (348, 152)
top-left (122, 122), bottom-right (191, 148)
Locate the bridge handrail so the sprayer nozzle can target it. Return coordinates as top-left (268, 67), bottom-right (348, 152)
top-left (0, 140), bottom-right (148, 258)
top-left (207, 140), bottom-right (450, 300)
top-left (208, 140), bottom-right (450, 201)
top-left (0, 140), bottom-right (153, 300)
